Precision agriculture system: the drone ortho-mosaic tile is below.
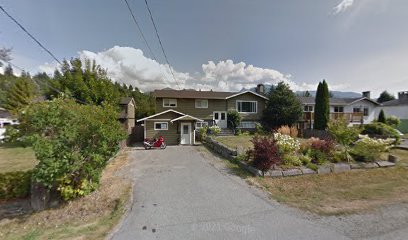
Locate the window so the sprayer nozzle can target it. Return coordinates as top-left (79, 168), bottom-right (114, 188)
top-left (221, 112), bottom-right (226, 120)
top-left (195, 122), bottom-right (208, 129)
top-left (236, 101), bottom-right (257, 113)
top-left (304, 105), bottom-right (313, 112)
top-left (238, 121), bottom-right (256, 129)
top-left (334, 106), bottom-right (344, 113)
top-left (163, 98), bottom-right (177, 107)
top-left (195, 99), bottom-right (208, 108)
top-left (363, 107), bottom-right (369, 116)
top-left (214, 112), bottom-right (219, 120)
top-left (353, 107), bottom-right (361, 113)
top-left (154, 122), bottom-right (168, 130)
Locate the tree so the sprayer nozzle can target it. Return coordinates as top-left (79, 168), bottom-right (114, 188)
top-left (303, 91), bottom-right (311, 97)
top-left (0, 47), bottom-right (12, 67)
top-left (377, 91), bottom-right (395, 103)
top-left (227, 110), bottom-right (241, 132)
top-left (378, 109), bottom-right (386, 123)
top-left (314, 80), bottom-right (330, 130)
top-left (262, 81), bottom-right (303, 130)
top-left (4, 64), bottom-right (14, 76)
top-left (3, 77), bottom-right (36, 113)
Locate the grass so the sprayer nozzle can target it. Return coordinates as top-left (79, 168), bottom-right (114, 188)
top-left (215, 135), bottom-right (253, 150)
top-left (253, 166), bottom-right (408, 215)
top-left (0, 142), bottom-right (37, 173)
top-left (0, 150), bottom-right (132, 239)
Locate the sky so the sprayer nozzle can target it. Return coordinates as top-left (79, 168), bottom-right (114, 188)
top-left (1, 0), bottom-right (408, 97)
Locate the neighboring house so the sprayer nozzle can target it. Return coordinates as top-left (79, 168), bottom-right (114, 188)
top-left (118, 97), bottom-right (136, 134)
top-left (298, 91), bottom-right (380, 129)
top-left (376, 91), bottom-right (408, 132)
top-left (138, 85), bottom-right (268, 145)
top-left (0, 108), bottom-right (18, 141)
top-left (377, 91), bottom-right (408, 119)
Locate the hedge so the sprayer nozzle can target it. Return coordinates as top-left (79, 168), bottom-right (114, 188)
top-left (0, 170), bottom-right (32, 200)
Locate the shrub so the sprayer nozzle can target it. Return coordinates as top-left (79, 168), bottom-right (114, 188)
top-left (305, 162), bottom-right (318, 171)
top-left (299, 154), bottom-right (312, 165)
top-left (209, 125), bottom-right (221, 136)
top-left (378, 109), bottom-right (386, 123)
top-left (309, 149), bottom-right (328, 165)
top-left (328, 118), bottom-right (360, 162)
top-left (255, 123), bottom-right (266, 135)
top-left (234, 128), bottom-right (242, 136)
top-left (273, 132), bottom-right (300, 154)
top-left (0, 170), bottom-right (32, 200)
top-left (362, 122), bottom-right (400, 144)
top-left (309, 137), bottom-right (335, 156)
top-left (251, 136), bottom-right (281, 175)
top-left (199, 126), bottom-right (208, 140)
top-left (227, 110), bottom-right (241, 131)
top-left (276, 125), bottom-right (298, 138)
top-left (282, 154), bottom-right (302, 166)
top-left (350, 135), bottom-right (394, 162)
top-left (17, 98), bottom-right (126, 200)
top-left (386, 116), bottom-right (400, 128)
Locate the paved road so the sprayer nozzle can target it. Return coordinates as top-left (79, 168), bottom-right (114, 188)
top-left (112, 146), bottom-right (349, 240)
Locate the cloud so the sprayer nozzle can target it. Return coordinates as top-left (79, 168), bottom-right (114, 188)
top-left (333, 0), bottom-right (354, 14)
top-left (38, 46), bottom-right (318, 92)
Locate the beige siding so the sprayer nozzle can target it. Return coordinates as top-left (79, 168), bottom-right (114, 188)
top-left (227, 93), bottom-right (266, 121)
top-left (156, 98), bottom-right (227, 120)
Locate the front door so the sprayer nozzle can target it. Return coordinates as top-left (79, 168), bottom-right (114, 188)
top-left (213, 111), bottom-right (227, 128)
top-left (180, 122), bottom-right (191, 145)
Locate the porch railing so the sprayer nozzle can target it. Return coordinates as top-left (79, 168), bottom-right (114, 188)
top-left (302, 112), bottom-right (364, 123)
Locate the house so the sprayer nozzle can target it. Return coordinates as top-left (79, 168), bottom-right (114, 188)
top-left (118, 97), bottom-right (136, 134)
top-left (0, 108), bottom-right (18, 141)
top-left (377, 91), bottom-right (408, 119)
top-left (137, 84), bottom-right (268, 145)
top-left (298, 91), bottom-right (380, 129)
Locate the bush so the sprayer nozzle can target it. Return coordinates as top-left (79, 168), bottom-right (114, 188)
top-left (227, 110), bottom-right (241, 131)
top-left (309, 149), bottom-right (328, 165)
top-left (282, 154), bottom-right (302, 166)
top-left (0, 170), bottom-right (32, 200)
top-left (199, 126), bottom-right (208, 140)
top-left (350, 135), bottom-right (394, 162)
top-left (273, 132), bottom-right (300, 154)
top-left (362, 122), bottom-right (400, 143)
top-left (276, 125), bottom-right (298, 138)
top-left (17, 98), bottom-right (126, 200)
top-left (255, 123), bottom-right (266, 135)
top-left (305, 162), bottom-right (318, 171)
top-left (251, 136), bottom-right (281, 175)
top-left (299, 154), bottom-right (312, 165)
top-left (209, 125), bottom-right (221, 136)
top-left (234, 128), bottom-right (242, 136)
top-left (328, 118), bottom-right (360, 162)
top-left (386, 116), bottom-right (400, 128)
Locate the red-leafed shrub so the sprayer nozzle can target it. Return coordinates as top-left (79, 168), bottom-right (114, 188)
top-left (251, 136), bottom-right (281, 175)
top-left (309, 138), bottom-right (335, 155)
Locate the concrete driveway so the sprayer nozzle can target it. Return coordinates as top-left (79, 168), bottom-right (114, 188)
top-left (112, 146), bottom-right (349, 240)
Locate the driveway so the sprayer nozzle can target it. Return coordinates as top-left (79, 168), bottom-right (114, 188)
top-left (112, 146), bottom-right (349, 240)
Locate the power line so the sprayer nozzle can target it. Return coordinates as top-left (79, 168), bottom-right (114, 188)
top-left (143, 0), bottom-right (181, 90)
top-left (0, 5), bottom-right (62, 65)
top-left (123, 0), bottom-right (179, 90)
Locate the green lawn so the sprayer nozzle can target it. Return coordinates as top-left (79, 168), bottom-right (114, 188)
top-left (215, 135), bottom-right (254, 151)
top-left (0, 142), bottom-right (37, 173)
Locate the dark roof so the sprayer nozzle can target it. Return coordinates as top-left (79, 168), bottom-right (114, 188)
top-left (381, 99), bottom-right (408, 106)
top-left (119, 97), bottom-right (134, 105)
top-left (297, 97), bottom-right (379, 106)
top-left (0, 108), bottom-right (12, 118)
top-left (153, 89), bottom-right (238, 99)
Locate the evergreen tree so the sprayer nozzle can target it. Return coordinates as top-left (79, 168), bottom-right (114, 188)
top-left (4, 64), bottom-right (14, 76)
top-left (377, 91), bottom-right (395, 103)
top-left (303, 90), bottom-right (311, 97)
top-left (378, 109), bottom-right (386, 123)
top-left (262, 81), bottom-right (303, 130)
top-left (3, 77), bottom-right (36, 113)
top-left (314, 80), bottom-right (330, 130)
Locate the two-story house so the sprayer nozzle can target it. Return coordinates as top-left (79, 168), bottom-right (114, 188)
top-left (137, 85), bottom-right (268, 145)
top-left (298, 91), bottom-right (380, 129)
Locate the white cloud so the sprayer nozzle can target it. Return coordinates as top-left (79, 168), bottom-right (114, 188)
top-left (38, 46), bottom-right (317, 92)
top-left (333, 0), bottom-right (355, 14)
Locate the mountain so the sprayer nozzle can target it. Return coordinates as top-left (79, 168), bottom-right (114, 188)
top-left (243, 84), bottom-right (361, 98)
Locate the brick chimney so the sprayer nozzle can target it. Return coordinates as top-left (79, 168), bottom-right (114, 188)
top-left (256, 83), bottom-right (265, 94)
top-left (398, 91), bottom-right (408, 103)
top-left (362, 91), bottom-right (371, 99)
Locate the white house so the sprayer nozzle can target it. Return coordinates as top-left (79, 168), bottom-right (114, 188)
top-left (376, 91), bottom-right (408, 120)
top-left (0, 108), bottom-right (18, 141)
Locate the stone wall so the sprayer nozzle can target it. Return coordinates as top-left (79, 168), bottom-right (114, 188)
top-left (204, 137), bottom-right (237, 160)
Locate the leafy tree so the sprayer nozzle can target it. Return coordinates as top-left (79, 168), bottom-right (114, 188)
top-left (3, 77), bottom-right (36, 113)
top-left (378, 109), bottom-right (386, 123)
top-left (262, 81), bottom-right (303, 130)
top-left (377, 91), bottom-right (395, 103)
top-left (328, 118), bottom-right (360, 162)
top-left (227, 110), bottom-right (242, 132)
top-left (314, 80), bottom-right (330, 130)
top-left (16, 98), bottom-right (126, 200)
